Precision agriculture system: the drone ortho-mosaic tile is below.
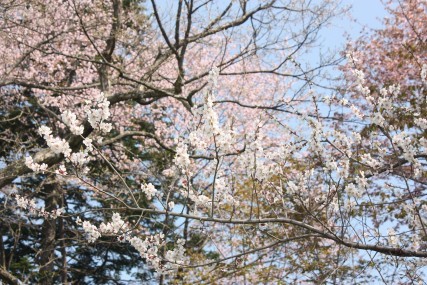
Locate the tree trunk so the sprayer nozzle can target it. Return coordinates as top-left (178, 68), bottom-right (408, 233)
top-left (38, 180), bottom-right (59, 285)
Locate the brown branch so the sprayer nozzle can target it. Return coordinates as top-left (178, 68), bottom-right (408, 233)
top-left (0, 267), bottom-right (22, 285)
top-left (177, 234), bottom-right (320, 269)
top-left (121, 207), bottom-right (427, 258)
top-left (0, 89), bottom-right (165, 189)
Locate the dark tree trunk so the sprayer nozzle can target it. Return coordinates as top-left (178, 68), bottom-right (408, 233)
top-left (38, 181), bottom-right (60, 285)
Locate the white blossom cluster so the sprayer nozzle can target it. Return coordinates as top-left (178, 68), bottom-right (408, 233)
top-left (38, 125), bottom-right (72, 157)
top-left (81, 220), bottom-right (101, 243)
top-left (84, 92), bottom-right (112, 133)
top-left (15, 195), bottom-right (37, 213)
top-left (15, 195), bottom-right (64, 219)
top-left (26, 127), bottom-right (94, 175)
top-left (345, 171), bottom-right (368, 199)
top-left (127, 235), bottom-right (163, 270)
top-left (360, 153), bottom-right (382, 169)
top-left (55, 164), bottom-right (67, 175)
top-left (69, 151), bottom-right (91, 171)
top-left (414, 117), bottom-right (427, 130)
top-left (83, 137), bottom-right (94, 151)
top-left (24, 92), bottom-right (110, 175)
top-left (285, 169), bottom-right (318, 201)
top-left (349, 103), bottom-right (364, 119)
top-left (178, 186), bottom-right (211, 214)
top-left (345, 183), bottom-right (361, 199)
top-left (78, 213), bottom-right (129, 243)
top-left (164, 238), bottom-right (187, 267)
top-left (61, 110), bottom-right (84, 135)
top-left (173, 141), bottom-right (191, 175)
top-left (392, 132), bottom-right (422, 177)
top-left (421, 64), bottom-right (427, 85)
top-left (308, 119), bottom-right (324, 154)
top-left (188, 68), bottom-right (236, 154)
top-left (141, 183), bottom-right (161, 200)
top-left (25, 156), bottom-right (48, 172)
top-left (370, 112), bottom-right (386, 128)
top-left (368, 84), bottom-right (400, 128)
top-left (387, 228), bottom-right (399, 246)
top-left (99, 212), bottom-right (130, 235)
top-left (78, 213), bottom-right (187, 273)
top-left (169, 68), bottom-right (244, 213)
top-left (352, 69), bottom-right (370, 97)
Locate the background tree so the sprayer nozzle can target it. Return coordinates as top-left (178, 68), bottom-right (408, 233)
top-left (335, 0), bottom-right (427, 282)
top-left (0, 0), bottom-right (343, 283)
top-left (2, 0), bottom-right (427, 284)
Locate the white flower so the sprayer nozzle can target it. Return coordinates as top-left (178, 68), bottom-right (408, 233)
top-left (99, 122), bottom-right (112, 133)
top-left (55, 164), bottom-right (67, 175)
top-left (174, 142), bottom-right (191, 174)
top-left (360, 153), bottom-right (381, 169)
top-left (15, 195), bottom-right (64, 218)
top-left (168, 201), bottom-right (175, 210)
top-left (393, 132), bottom-right (416, 163)
top-left (82, 221), bottom-right (101, 243)
top-left (85, 92), bottom-right (112, 133)
top-left (355, 171), bottom-right (368, 191)
top-left (69, 151), bottom-right (89, 166)
top-left (371, 112), bottom-right (386, 127)
top-left (99, 212), bottom-right (129, 234)
top-left (209, 66), bottom-right (220, 90)
top-left (25, 156), bottom-right (48, 172)
top-left (50, 208), bottom-right (65, 219)
top-left (16, 195), bottom-right (30, 209)
top-left (162, 168), bottom-right (175, 177)
top-left (25, 156), bottom-right (36, 170)
top-left (83, 137), bottom-right (94, 152)
top-left (421, 64), bottom-right (427, 84)
top-left (38, 125), bottom-right (52, 137)
top-left (165, 239), bottom-right (187, 266)
top-left (350, 104), bottom-right (364, 119)
top-left (61, 110), bottom-right (84, 135)
top-left (388, 228), bottom-right (399, 246)
top-left (128, 236), bottom-right (149, 256)
top-left (286, 181), bottom-right (298, 195)
top-left (141, 183), bottom-right (158, 200)
top-left (345, 183), bottom-right (362, 198)
top-left (37, 126), bottom-right (72, 157)
top-left (351, 69), bottom-right (370, 96)
top-left (415, 118), bottom-right (427, 130)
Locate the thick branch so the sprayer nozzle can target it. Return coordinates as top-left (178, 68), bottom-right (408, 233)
top-left (0, 89), bottom-right (164, 189)
top-left (124, 207), bottom-right (427, 258)
top-left (0, 267), bottom-right (22, 285)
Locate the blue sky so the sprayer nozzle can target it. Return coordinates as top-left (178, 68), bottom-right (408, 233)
top-left (305, 0), bottom-right (389, 96)
top-left (323, 0), bottom-right (388, 49)
top-left (349, 0), bottom-right (388, 29)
